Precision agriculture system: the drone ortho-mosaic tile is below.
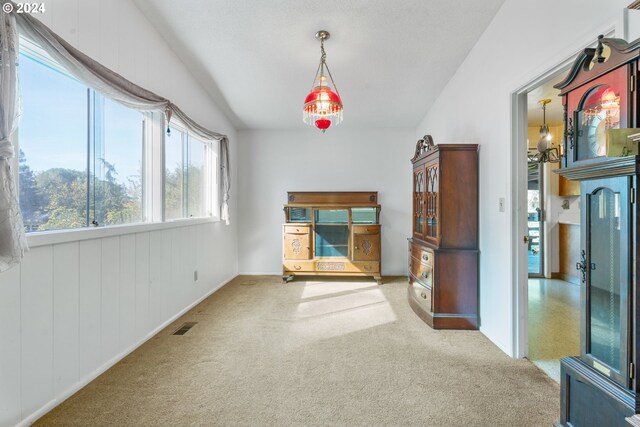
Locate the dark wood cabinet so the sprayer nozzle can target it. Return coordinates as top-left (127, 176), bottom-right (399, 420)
top-left (408, 136), bottom-right (479, 330)
top-left (554, 36), bottom-right (640, 427)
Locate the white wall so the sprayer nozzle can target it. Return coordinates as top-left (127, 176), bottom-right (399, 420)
top-left (237, 129), bottom-right (415, 276)
top-left (0, 1), bottom-right (238, 426)
top-left (415, 0), bottom-right (628, 356)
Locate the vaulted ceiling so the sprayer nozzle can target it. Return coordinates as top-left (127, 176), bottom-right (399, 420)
top-left (135, 0), bottom-right (505, 130)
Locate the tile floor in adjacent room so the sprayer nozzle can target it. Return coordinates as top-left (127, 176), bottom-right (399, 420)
top-left (528, 277), bottom-right (580, 382)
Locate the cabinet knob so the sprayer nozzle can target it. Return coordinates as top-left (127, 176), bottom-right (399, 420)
top-left (421, 292), bottom-right (427, 299)
top-left (355, 246), bottom-right (359, 249)
top-left (421, 272), bottom-right (428, 279)
top-left (422, 254), bottom-right (428, 261)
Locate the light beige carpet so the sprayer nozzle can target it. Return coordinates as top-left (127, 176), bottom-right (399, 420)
top-left (36, 276), bottom-right (560, 426)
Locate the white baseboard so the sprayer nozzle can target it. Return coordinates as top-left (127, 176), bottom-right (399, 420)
top-left (18, 274), bottom-right (237, 427)
top-left (238, 272), bottom-right (407, 276)
top-left (238, 271), bottom-right (281, 275)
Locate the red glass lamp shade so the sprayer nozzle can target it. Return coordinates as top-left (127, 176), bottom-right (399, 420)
top-left (303, 86), bottom-right (343, 132)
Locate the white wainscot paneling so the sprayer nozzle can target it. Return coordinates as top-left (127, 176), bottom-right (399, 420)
top-left (52, 242), bottom-right (80, 396)
top-left (101, 237), bottom-right (121, 365)
top-left (0, 266), bottom-right (21, 427)
top-left (78, 239), bottom-right (102, 379)
top-left (21, 247), bottom-right (54, 419)
top-left (119, 234), bottom-right (137, 350)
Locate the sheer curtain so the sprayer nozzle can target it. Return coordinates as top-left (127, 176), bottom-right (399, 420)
top-left (0, 8), bottom-right (27, 272)
top-left (0, 4), bottom-right (232, 271)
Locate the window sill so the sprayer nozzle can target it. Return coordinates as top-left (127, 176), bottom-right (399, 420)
top-left (27, 217), bottom-right (220, 248)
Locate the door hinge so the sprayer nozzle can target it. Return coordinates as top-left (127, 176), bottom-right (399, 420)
top-left (632, 187), bottom-right (636, 204)
top-left (632, 75), bottom-right (636, 93)
top-left (631, 362), bottom-right (635, 379)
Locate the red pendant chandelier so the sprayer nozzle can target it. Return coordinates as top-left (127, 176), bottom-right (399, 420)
top-left (303, 30), bottom-right (343, 133)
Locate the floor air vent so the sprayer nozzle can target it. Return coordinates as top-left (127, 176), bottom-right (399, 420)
top-left (173, 322), bottom-right (197, 336)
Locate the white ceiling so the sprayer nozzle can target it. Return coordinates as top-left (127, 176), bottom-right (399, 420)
top-left (134, 0), bottom-right (505, 130)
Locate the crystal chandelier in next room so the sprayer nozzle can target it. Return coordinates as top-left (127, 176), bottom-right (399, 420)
top-left (303, 30), bottom-right (343, 133)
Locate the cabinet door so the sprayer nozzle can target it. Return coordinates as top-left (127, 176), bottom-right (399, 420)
top-left (425, 162), bottom-right (439, 242)
top-left (580, 176), bottom-right (630, 387)
top-left (413, 167), bottom-right (425, 238)
top-left (284, 230), bottom-right (311, 260)
top-left (566, 66), bottom-right (628, 167)
top-left (353, 233), bottom-right (380, 261)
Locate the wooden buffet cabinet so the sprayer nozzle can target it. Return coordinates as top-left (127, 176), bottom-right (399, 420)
top-left (408, 136), bottom-right (479, 330)
top-left (282, 192), bottom-right (382, 284)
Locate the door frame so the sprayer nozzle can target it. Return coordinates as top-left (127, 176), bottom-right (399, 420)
top-left (510, 28), bottom-right (616, 359)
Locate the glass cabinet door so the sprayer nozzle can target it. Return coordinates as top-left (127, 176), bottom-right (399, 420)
top-left (425, 163), bottom-right (439, 240)
top-left (413, 168), bottom-right (425, 237)
top-left (581, 177), bottom-right (630, 387)
top-left (576, 85), bottom-right (621, 161)
top-left (314, 209), bottom-right (349, 257)
top-left (566, 66), bottom-right (627, 167)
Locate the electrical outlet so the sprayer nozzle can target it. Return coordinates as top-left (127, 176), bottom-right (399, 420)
top-left (498, 197), bottom-right (505, 212)
top-left (194, 270), bottom-right (198, 282)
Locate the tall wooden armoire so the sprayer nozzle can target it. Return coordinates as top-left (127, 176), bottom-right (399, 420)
top-left (408, 136), bottom-right (479, 330)
top-left (554, 35), bottom-right (640, 427)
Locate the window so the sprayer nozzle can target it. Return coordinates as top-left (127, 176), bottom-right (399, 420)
top-left (17, 41), bottom-right (221, 235)
top-left (18, 52), bottom-right (144, 232)
top-left (164, 125), bottom-right (217, 220)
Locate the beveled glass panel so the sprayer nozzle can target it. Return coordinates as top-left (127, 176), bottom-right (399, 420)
top-left (352, 207), bottom-right (378, 224)
top-left (288, 207), bottom-right (311, 222)
top-left (588, 188), bottom-right (621, 370)
top-left (315, 209), bottom-right (348, 224)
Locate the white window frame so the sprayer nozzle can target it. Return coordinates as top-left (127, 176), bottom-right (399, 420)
top-left (162, 121), bottom-right (219, 222)
top-left (16, 37), bottom-right (220, 249)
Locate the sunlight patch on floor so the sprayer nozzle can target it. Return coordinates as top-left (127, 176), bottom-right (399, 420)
top-left (299, 280), bottom-right (378, 299)
top-left (295, 287), bottom-right (388, 319)
top-left (290, 281), bottom-right (397, 343)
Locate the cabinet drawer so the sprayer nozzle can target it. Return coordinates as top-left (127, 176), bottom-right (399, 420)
top-left (283, 260), bottom-right (379, 273)
top-left (352, 225), bottom-right (380, 235)
top-left (410, 244), bottom-right (433, 265)
top-left (316, 261), bottom-right (379, 273)
top-left (284, 224), bottom-right (311, 234)
top-left (409, 280), bottom-right (433, 314)
top-left (409, 257), bottom-right (433, 287)
top-left (283, 260), bottom-right (315, 272)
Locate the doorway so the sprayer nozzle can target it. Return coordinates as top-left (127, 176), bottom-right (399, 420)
top-left (512, 59), bottom-right (595, 382)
